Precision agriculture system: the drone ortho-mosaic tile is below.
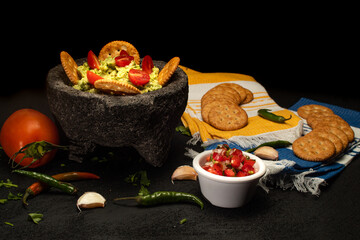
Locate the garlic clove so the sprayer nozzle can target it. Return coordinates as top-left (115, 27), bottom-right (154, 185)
top-left (254, 146), bottom-right (279, 160)
top-left (77, 192), bottom-right (106, 211)
top-left (171, 165), bottom-right (198, 183)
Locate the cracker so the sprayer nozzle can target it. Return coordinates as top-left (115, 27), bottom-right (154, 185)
top-left (307, 129), bottom-right (344, 155)
top-left (292, 135), bottom-right (336, 162)
top-left (94, 79), bottom-right (141, 95)
top-left (215, 83), bottom-right (247, 103)
top-left (306, 114), bottom-right (342, 128)
top-left (60, 51), bottom-right (79, 84)
top-left (242, 88), bottom-right (254, 104)
top-left (315, 126), bottom-right (349, 149)
top-left (312, 119), bottom-right (354, 142)
top-left (297, 104), bottom-right (334, 119)
top-left (201, 93), bottom-right (235, 108)
top-left (208, 104), bottom-right (248, 131)
top-left (201, 100), bottom-right (235, 123)
top-left (209, 85), bottom-right (242, 104)
top-left (98, 41), bottom-right (140, 64)
top-left (158, 57), bottom-right (180, 86)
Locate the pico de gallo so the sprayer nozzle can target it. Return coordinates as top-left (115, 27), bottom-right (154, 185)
top-left (202, 144), bottom-right (257, 177)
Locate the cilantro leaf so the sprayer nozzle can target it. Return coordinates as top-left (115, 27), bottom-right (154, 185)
top-left (7, 192), bottom-right (22, 200)
top-left (28, 213), bottom-right (43, 224)
top-left (0, 179), bottom-right (18, 188)
top-left (175, 126), bottom-right (191, 136)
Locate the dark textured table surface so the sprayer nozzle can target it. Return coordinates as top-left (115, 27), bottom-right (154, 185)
top-left (0, 85), bottom-right (359, 240)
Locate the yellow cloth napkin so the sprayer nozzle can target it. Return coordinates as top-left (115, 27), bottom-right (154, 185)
top-left (179, 66), bottom-right (303, 147)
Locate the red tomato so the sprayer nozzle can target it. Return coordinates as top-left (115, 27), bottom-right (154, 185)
top-left (236, 171), bottom-right (247, 177)
top-left (0, 109), bottom-right (60, 168)
top-left (207, 167), bottom-right (222, 176)
top-left (115, 55), bottom-right (134, 67)
top-left (87, 71), bottom-right (103, 85)
top-left (231, 148), bottom-right (243, 156)
top-left (128, 69), bottom-right (150, 86)
top-left (119, 50), bottom-right (129, 57)
top-left (224, 168), bottom-right (236, 177)
top-left (142, 55), bottom-right (154, 74)
top-left (242, 164), bottom-right (255, 175)
top-left (230, 155), bottom-right (241, 168)
top-left (87, 50), bottom-right (100, 69)
top-left (243, 159), bottom-right (256, 167)
top-left (213, 163), bottom-right (223, 174)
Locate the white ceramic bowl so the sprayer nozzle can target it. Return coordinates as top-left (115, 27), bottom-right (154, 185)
top-left (193, 150), bottom-right (266, 208)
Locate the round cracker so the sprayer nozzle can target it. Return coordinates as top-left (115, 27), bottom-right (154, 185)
top-left (209, 85), bottom-right (242, 104)
top-left (312, 119), bottom-right (354, 143)
top-left (216, 83), bottom-right (247, 103)
top-left (60, 51), bottom-right (79, 84)
top-left (297, 104), bottom-right (334, 119)
top-left (98, 41), bottom-right (140, 64)
top-left (292, 135), bottom-right (335, 162)
top-left (242, 88), bottom-right (254, 104)
top-left (201, 93), bottom-right (235, 108)
top-left (201, 100), bottom-right (235, 123)
top-left (208, 104), bottom-right (248, 131)
top-left (307, 130), bottom-right (344, 155)
top-left (306, 114), bottom-right (342, 128)
top-left (94, 79), bottom-right (141, 95)
top-left (158, 57), bottom-right (180, 86)
top-left (315, 126), bottom-right (349, 149)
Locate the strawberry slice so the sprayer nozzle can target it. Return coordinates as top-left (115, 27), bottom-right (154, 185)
top-left (87, 71), bottom-right (103, 85)
top-left (128, 69), bottom-right (150, 86)
top-left (87, 50), bottom-right (100, 69)
top-left (141, 55), bottom-right (154, 74)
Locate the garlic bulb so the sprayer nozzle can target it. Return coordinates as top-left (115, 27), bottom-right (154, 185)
top-left (77, 192), bottom-right (106, 211)
top-left (254, 146), bottom-right (279, 160)
top-left (171, 165), bottom-right (198, 183)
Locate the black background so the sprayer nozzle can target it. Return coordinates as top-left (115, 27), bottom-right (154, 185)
top-left (1, 6), bottom-right (358, 100)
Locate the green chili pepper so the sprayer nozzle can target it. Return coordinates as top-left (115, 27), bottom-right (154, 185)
top-left (258, 109), bottom-right (292, 123)
top-left (114, 191), bottom-right (204, 209)
top-left (245, 140), bottom-right (292, 153)
top-left (12, 170), bottom-right (78, 195)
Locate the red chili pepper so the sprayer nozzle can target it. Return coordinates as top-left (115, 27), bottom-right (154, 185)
top-left (22, 172), bottom-right (100, 206)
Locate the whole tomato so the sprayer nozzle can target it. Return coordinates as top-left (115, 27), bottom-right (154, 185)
top-left (0, 109), bottom-right (60, 168)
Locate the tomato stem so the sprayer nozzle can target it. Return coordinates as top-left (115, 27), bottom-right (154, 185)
top-left (9, 141), bottom-right (68, 169)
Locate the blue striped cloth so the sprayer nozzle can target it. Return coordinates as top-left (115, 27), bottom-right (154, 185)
top-left (206, 98), bottom-right (360, 195)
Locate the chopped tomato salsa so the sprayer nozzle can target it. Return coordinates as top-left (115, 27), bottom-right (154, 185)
top-left (202, 144), bottom-right (257, 177)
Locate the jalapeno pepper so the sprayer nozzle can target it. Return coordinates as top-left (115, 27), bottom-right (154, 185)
top-left (258, 109), bottom-right (292, 123)
top-left (114, 191), bottom-right (204, 209)
top-left (12, 170), bottom-right (78, 197)
top-left (22, 172), bottom-right (100, 206)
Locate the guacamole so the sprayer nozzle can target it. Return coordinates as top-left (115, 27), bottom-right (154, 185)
top-left (75, 57), bottom-right (161, 94)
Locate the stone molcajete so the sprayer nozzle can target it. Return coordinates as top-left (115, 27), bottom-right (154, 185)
top-left (46, 59), bottom-right (188, 167)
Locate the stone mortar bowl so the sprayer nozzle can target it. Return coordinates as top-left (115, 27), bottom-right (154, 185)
top-left (46, 58), bottom-right (188, 167)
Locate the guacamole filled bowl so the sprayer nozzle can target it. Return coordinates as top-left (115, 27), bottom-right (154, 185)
top-left (46, 55), bottom-right (188, 167)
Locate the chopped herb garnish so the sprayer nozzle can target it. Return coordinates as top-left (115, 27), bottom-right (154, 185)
top-left (179, 218), bottom-right (187, 224)
top-left (0, 179), bottom-right (18, 188)
top-left (125, 170), bottom-right (150, 187)
top-left (7, 191), bottom-right (22, 200)
top-left (4, 222), bottom-right (14, 227)
top-left (175, 126), bottom-right (191, 136)
top-left (28, 213), bottom-right (43, 224)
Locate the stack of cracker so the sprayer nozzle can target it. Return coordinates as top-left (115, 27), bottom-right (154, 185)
top-left (293, 104), bottom-right (355, 162)
top-left (201, 83), bottom-right (253, 131)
